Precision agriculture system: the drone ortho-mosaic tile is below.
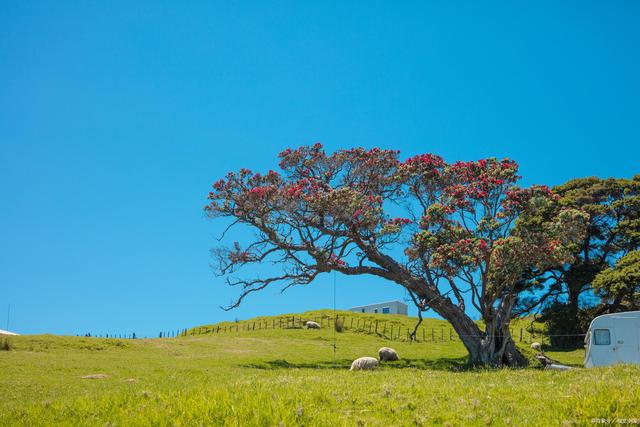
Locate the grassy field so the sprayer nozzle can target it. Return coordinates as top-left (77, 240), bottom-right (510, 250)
top-left (1, 310), bottom-right (638, 426)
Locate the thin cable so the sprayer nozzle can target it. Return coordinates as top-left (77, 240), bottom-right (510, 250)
top-left (333, 270), bottom-right (337, 366)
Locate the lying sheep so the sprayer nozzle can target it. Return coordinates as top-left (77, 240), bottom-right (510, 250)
top-left (350, 356), bottom-right (379, 371)
top-left (305, 321), bottom-right (321, 329)
top-left (531, 342), bottom-right (542, 351)
top-left (378, 347), bottom-right (399, 362)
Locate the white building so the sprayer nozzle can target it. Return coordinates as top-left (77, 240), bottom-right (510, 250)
top-left (0, 329), bottom-right (18, 336)
top-left (349, 300), bottom-right (408, 315)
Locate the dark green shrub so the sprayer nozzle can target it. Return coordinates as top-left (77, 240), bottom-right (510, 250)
top-left (0, 337), bottom-right (13, 351)
top-left (541, 302), bottom-right (593, 348)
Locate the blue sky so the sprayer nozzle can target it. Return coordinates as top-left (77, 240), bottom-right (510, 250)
top-left (1, 1), bottom-right (639, 337)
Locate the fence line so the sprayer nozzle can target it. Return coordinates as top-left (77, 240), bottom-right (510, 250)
top-left (74, 315), bottom-right (587, 348)
top-left (157, 314), bottom-right (588, 348)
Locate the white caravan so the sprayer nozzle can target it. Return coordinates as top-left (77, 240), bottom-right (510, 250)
top-left (584, 311), bottom-right (640, 368)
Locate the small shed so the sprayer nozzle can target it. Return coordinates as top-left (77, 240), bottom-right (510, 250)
top-left (349, 300), bottom-right (408, 315)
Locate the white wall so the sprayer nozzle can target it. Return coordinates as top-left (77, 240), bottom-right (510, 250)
top-left (349, 301), bottom-right (408, 315)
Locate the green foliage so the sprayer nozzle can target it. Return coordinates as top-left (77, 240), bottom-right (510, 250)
top-left (540, 302), bottom-right (593, 348)
top-left (593, 250), bottom-right (640, 310)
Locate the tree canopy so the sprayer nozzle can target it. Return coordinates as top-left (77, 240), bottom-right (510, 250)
top-left (593, 250), bottom-right (640, 312)
top-left (514, 176), bottom-right (640, 345)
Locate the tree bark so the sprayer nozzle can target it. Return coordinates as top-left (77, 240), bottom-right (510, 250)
top-left (430, 297), bottom-right (528, 367)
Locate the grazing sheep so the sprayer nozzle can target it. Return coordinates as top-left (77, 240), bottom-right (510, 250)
top-left (305, 321), bottom-right (321, 329)
top-left (378, 347), bottom-right (399, 362)
top-left (531, 342), bottom-right (542, 351)
top-left (350, 357), bottom-right (379, 371)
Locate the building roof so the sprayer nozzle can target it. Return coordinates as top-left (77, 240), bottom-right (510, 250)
top-left (349, 300), bottom-right (408, 309)
top-left (0, 329), bottom-right (18, 336)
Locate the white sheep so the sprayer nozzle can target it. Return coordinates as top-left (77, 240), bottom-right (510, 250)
top-left (531, 342), bottom-right (542, 351)
top-left (350, 356), bottom-right (379, 371)
top-left (378, 347), bottom-right (399, 362)
top-left (305, 321), bottom-right (321, 329)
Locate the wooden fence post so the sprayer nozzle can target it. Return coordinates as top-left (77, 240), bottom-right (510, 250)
top-left (375, 320), bottom-right (379, 334)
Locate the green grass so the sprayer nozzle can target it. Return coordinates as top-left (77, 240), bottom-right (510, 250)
top-left (1, 310), bottom-right (638, 426)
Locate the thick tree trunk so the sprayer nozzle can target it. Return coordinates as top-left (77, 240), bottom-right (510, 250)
top-left (453, 317), bottom-right (527, 367)
top-left (431, 298), bottom-right (528, 368)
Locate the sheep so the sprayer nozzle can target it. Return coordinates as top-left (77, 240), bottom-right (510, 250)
top-left (531, 342), bottom-right (542, 351)
top-left (350, 356), bottom-right (379, 371)
top-left (305, 321), bottom-right (321, 329)
top-left (378, 347), bottom-right (399, 362)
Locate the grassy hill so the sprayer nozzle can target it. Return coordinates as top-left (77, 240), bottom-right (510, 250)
top-left (1, 311), bottom-right (638, 426)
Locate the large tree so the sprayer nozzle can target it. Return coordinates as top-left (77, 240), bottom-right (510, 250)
top-left (205, 145), bottom-right (587, 367)
top-left (593, 250), bottom-right (640, 313)
top-left (514, 176), bottom-right (640, 338)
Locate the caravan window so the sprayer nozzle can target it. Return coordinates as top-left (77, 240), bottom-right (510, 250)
top-left (593, 329), bottom-right (611, 345)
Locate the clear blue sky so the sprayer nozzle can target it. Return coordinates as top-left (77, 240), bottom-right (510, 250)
top-left (1, 1), bottom-right (639, 337)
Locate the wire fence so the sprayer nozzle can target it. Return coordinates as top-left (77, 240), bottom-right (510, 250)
top-left (173, 314), bottom-right (587, 349)
top-left (75, 315), bottom-right (587, 349)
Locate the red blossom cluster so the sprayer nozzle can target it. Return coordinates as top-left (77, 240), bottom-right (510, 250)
top-left (282, 178), bottom-right (326, 199)
top-left (444, 159), bottom-right (517, 202)
top-left (328, 254), bottom-right (346, 266)
top-left (502, 185), bottom-right (558, 215)
top-left (247, 186), bottom-right (275, 198)
top-left (402, 153), bottom-right (445, 168)
top-left (386, 217), bottom-right (412, 226)
top-left (278, 143), bottom-right (325, 171)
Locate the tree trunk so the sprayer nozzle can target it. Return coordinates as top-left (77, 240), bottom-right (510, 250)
top-left (431, 298), bottom-right (528, 367)
top-left (456, 317), bottom-right (527, 367)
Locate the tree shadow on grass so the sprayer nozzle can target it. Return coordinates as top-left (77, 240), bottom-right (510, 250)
top-left (241, 356), bottom-right (470, 371)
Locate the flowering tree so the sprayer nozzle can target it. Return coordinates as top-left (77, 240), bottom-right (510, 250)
top-left (205, 144), bottom-right (587, 367)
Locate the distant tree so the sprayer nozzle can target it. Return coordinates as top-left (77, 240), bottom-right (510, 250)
top-left (515, 176), bottom-right (640, 344)
top-left (593, 250), bottom-right (640, 312)
top-left (205, 145), bottom-right (587, 367)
